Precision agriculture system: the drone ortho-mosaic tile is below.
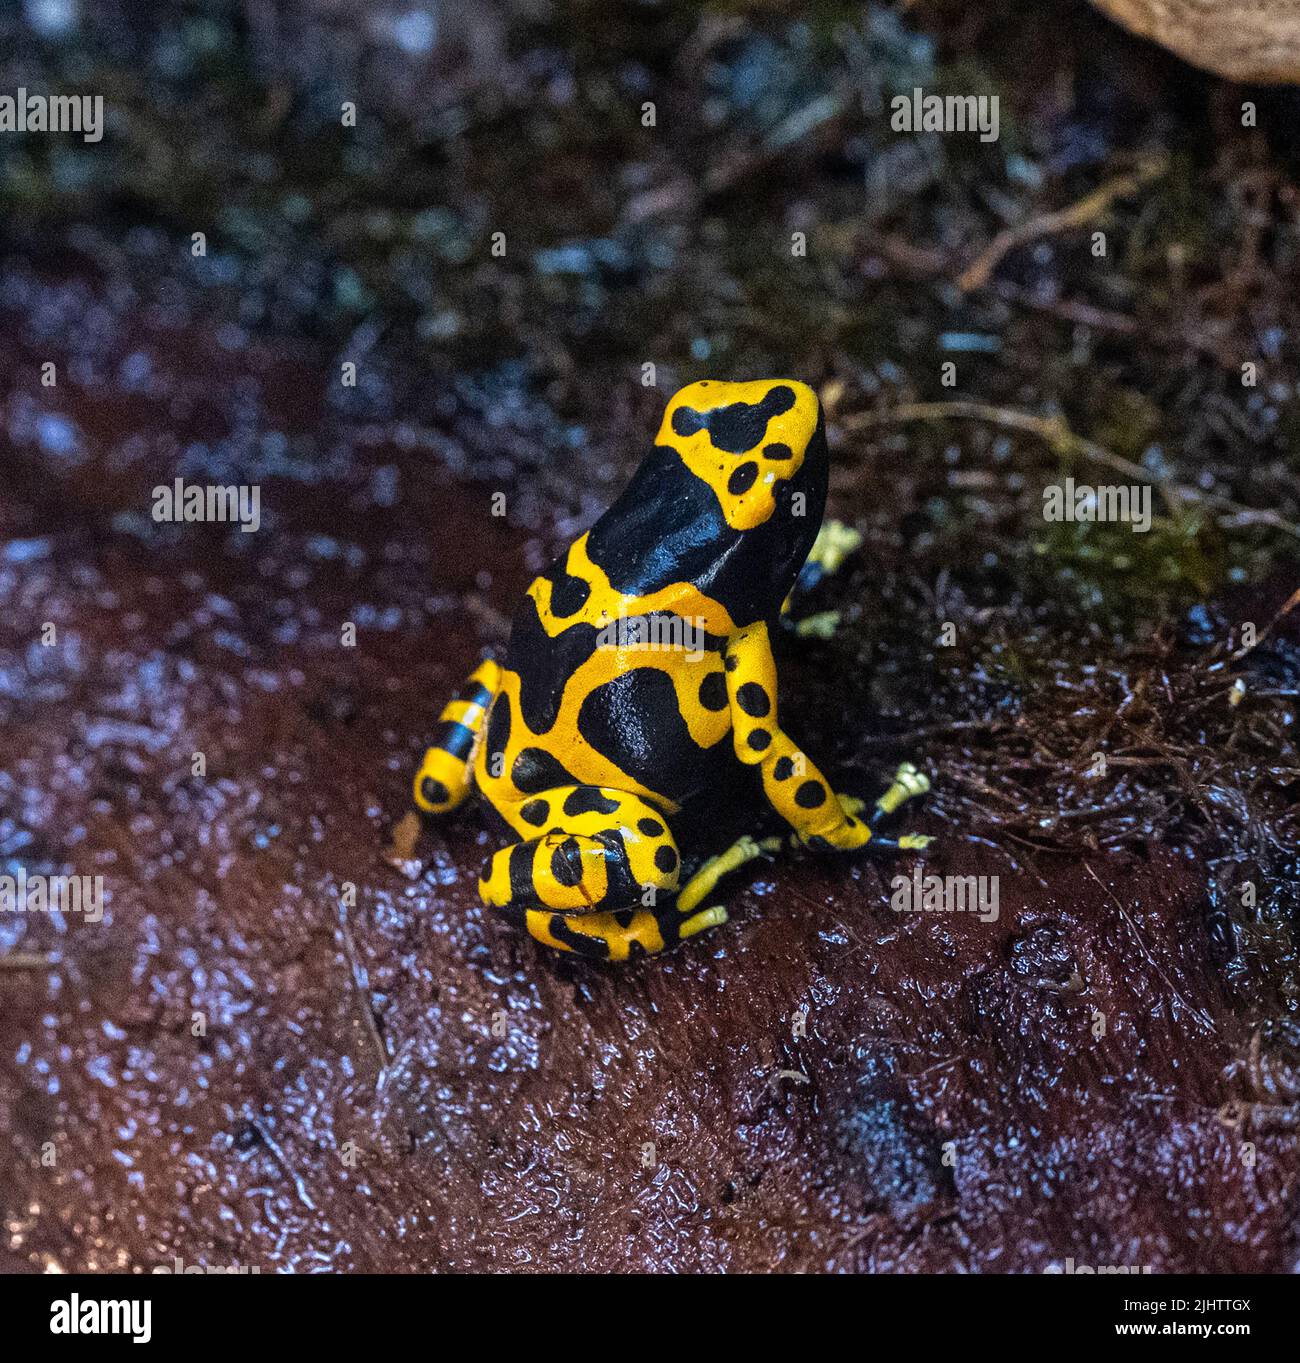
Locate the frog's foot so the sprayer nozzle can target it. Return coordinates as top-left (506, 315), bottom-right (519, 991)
top-left (677, 834), bottom-right (783, 914)
top-left (868, 833), bottom-right (935, 851)
top-left (758, 742), bottom-right (874, 853)
top-left (797, 518), bottom-right (863, 594)
top-left (860, 761), bottom-right (933, 850)
top-left (413, 659), bottom-right (502, 815)
top-left (795, 766), bottom-right (932, 849)
top-left (778, 765), bottom-right (932, 853)
top-left (779, 518), bottom-right (863, 634)
top-left (787, 609), bottom-right (842, 640)
top-left (870, 761), bottom-right (931, 827)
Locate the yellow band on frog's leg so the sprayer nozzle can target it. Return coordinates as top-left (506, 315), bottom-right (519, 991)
top-left (414, 658), bottom-right (502, 814)
top-left (759, 735), bottom-right (872, 850)
top-left (786, 609), bottom-right (842, 639)
top-left (723, 623), bottom-right (870, 850)
top-left (805, 518), bottom-right (863, 581)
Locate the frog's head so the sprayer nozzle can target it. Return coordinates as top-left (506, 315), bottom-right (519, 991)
top-left (585, 377), bottom-right (829, 624)
top-left (657, 379), bottom-right (824, 533)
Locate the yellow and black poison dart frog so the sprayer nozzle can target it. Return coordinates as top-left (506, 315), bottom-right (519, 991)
top-left (414, 379), bottom-right (932, 961)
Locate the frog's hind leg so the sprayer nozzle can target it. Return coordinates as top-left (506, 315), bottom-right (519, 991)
top-left (781, 518), bottom-right (863, 640)
top-left (480, 785), bottom-right (682, 911)
top-left (480, 786), bottom-right (718, 960)
top-left (413, 659), bottom-right (502, 815)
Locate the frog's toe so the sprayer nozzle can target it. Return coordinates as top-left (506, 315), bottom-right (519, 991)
top-left (872, 762), bottom-right (930, 824)
top-left (869, 832), bottom-right (935, 852)
top-left (787, 609), bottom-right (842, 639)
top-left (676, 834), bottom-right (780, 912)
top-left (679, 905), bottom-right (728, 941)
top-left (414, 751), bottom-right (469, 814)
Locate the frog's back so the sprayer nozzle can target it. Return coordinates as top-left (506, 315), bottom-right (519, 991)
top-left (487, 550), bottom-right (738, 810)
top-left (477, 378), bottom-right (828, 814)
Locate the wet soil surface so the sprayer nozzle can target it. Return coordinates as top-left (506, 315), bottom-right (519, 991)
top-left (1, 2), bottom-right (1298, 1271)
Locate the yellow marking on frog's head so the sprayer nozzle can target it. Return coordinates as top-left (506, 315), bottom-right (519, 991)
top-left (657, 379), bottom-right (820, 531)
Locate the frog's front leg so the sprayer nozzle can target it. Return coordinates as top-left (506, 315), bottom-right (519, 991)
top-left (723, 620), bottom-right (872, 851)
top-left (478, 786), bottom-right (724, 961)
top-left (781, 518), bottom-right (863, 640)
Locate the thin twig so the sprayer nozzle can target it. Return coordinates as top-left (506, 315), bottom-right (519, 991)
top-left (337, 901), bottom-right (390, 1081)
top-left (1232, 586), bottom-right (1300, 661)
top-left (244, 1112), bottom-right (317, 1212)
top-left (846, 400), bottom-right (1149, 481)
top-left (850, 719), bottom-right (1013, 747)
top-left (770, 1068), bottom-right (812, 1088)
top-left (957, 157), bottom-right (1168, 291)
top-left (1084, 863), bottom-right (1215, 1034)
top-left (869, 233), bottom-right (1236, 368)
top-left (0, 952), bottom-right (54, 970)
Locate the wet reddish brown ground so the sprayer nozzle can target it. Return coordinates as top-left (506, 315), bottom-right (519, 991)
top-left (1, 263), bottom-right (1296, 1274)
